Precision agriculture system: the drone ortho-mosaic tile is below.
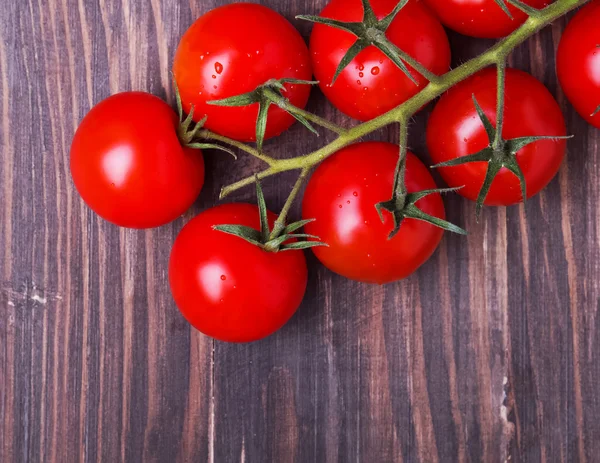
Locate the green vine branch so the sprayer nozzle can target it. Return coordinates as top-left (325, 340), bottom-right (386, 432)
top-left (210, 0), bottom-right (588, 201)
top-left (193, 0), bottom-right (589, 242)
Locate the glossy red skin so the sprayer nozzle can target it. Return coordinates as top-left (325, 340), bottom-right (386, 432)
top-left (302, 142), bottom-right (445, 284)
top-left (424, 0), bottom-right (549, 39)
top-left (557, 0), bottom-right (600, 129)
top-left (173, 3), bottom-right (312, 142)
top-left (309, 0), bottom-right (450, 121)
top-left (70, 92), bottom-right (204, 228)
top-left (427, 68), bottom-right (566, 206)
top-left (169, 203), bottom-right (308, 343)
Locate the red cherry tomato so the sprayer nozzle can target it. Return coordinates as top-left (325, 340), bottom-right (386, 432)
top-left (309, 0), bottom-right (450, 121)
top-left (173, 3), bottom-right (312, 142)
top-left (302, 142), bottom-right (445, 284)
top-left (557, 0), bottom-right (600, 129)
top-left (423, 0), bottom-right (549, 38)
top-left (70, 92), bottom-right (204, 228)
top-left (427, 68), bottom-right (566, 206)
top-left (169, 203), bottom-right (308, 343)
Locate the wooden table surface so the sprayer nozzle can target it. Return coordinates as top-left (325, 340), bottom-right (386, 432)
top-left (1, 1), bottom-right (599, 462)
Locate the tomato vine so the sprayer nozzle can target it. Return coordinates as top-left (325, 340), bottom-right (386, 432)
top-left (189, 0), bottom-right (589, 238)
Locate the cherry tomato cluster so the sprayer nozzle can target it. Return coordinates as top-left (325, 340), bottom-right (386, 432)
top-left (70, 1), bottom-right (599, 343)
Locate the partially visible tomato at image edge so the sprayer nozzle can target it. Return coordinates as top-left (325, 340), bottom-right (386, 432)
top-left (169, 203), bottom-right (308, 343)
top-left (423, 0), bottom-right (549, 39)
top-left (302, 142), bottom-right (446, 284)
top-left (173, 3), bottom-right (313, 142)
top-left (427, 68), bottom-right (567, 206)
top-left (70, 92), bottom-right (205, 229)
top-left (557, 0), bottom-right (600, 129)
top-left (309, 0), bottom-right (451, 121)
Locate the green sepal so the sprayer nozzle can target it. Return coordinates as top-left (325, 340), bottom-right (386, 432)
top-left (505, 0), bottom-right (541, 17)
top-left (283, 219), bottom-right (315, 234)
top-left (185, 143), bottom-right (237, 159)
top-left (212, 225), bottom-right (263, 247)
top-left (208, 78), bottom-right (319, 151)
top-left (375, 187), bottom-right (467, 239)
top-left (208, 93), bottom-right (257, 107)
top-left (171, 75), bottom-right (234, 155)
top-left (255, 176), bottom-right (270, 242)
top-left (493, 0), bottom-right (513, 19)
top-left (592, 105), bottom-right (600, 117)
top-left (214, 177), bottom-right (328, 252)
top-left (379, 0), bottom-right (409, 30)
top-left (294, 15), bottom-right (364, 36)
top-left (298, 0), bottom-right (423, 86)
top-left (280, 241), bottom-right (328, 252)
top-left (432, 95), bottom-right (571, 219)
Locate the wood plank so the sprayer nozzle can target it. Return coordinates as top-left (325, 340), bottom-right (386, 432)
top-left (0, 1), bottom-right (598, 462)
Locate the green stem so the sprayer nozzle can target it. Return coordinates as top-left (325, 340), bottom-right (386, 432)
top-left (284, 105), bottom-right (347, 135)
top-left (269, 167), bottom-right (311, 240)
top-left (384, 40), bottom-right (441, 84)
top-left (494, 60), bottom-right (507, 149)
top-left (393, 121), bottom-right (409, 208)
top-left (198, 129), bottom-right (276, 166)
top-left (220, 0), bottom-right (589, 197)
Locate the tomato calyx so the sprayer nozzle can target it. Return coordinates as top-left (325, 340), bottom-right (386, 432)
top-left (376, 133), bottom-right (467, 239)
top-left (208, 78), bottom-right (319, 151)
top-left (298, 0), bottom-right (431, 86)
top-left (213, 178), bottom-right (327, 253)
top-left (172, 78), bottom-right (238, 157)
top-left (592, 105), bottom-right (600, 117)
top-left (432, 94), bottom-right (570, 218)
top-left (492, 0), bottom-right (541, 19)
top-left (376, 189), bottom-right (467, 239)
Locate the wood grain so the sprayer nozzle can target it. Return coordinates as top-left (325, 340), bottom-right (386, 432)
top-left (1, 1), bottom-right (599, 462)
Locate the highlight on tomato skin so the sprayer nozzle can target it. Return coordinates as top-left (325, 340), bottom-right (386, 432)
top-left (173, 2), bottom-right (313, 143)
top-left (302, 142), bottom-right (446, 285)
top-left (308, 0), bottom-right (451, 121)
top-left (557, 0), bottom-right (600, 129)
top-left (168, 203), bottom-right (308, 343)
top-left (423, 0), bottom-right (549, 39)
top-left (69, 92), bottom-right (205, 229)
top-left (426, 68), bottom-right (567, 207)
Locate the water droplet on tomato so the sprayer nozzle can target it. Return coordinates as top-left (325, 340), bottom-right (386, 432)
top-left (359, 72), bottom-right (364, 78)
top-left (213, 85), bottom-right (217, 89)
top-left (338, 204), bottom-right (343, 208)
top-left (353, 191), bottom-right (358, 196)
top-left (357, 80), bottom-right (361, 85)
top-left (371, 66), bottom-right (380, 75)
top-left (346, 200), bottom-right (351, 204)
top-left (220, 275), bottom-right (226, 281)
top-left (215, 62), bottom-right (223, 74)
top-left (358, 64), bottom-right (364, 71)
top-left (212, 75), bottom-right (216, 79)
